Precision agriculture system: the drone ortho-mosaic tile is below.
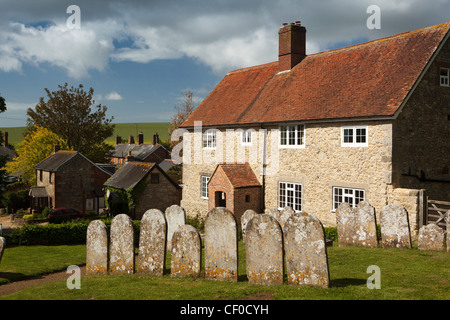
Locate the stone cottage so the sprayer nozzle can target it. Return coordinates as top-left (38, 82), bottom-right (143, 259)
top-left (177, 21), bottom-right (450, 232)
top-left (104, 162), bottom-right (181, 219)
top-left (31, 150), bottom-right (112, 213)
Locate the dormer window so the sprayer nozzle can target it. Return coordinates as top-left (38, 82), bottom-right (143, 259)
top-left (441, 68), bottom-right (450, 87)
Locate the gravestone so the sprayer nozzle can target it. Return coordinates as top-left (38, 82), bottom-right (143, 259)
top-left (165, 205), bottom-right (186, 251)
top-left (0, 237), bottom-right (5, 265)
top-left (110, 214), bottom-right (135, 274)
top-left (418, 224), bottom-right (445, 251)
top-left (137, 209), bottom-right (167, 275)
top-left (86, 220), bottom-right (108, 275)
top-left (380, 204), bottom-right (412, 249)
top-left (171, 224), bottom-right (202, 278)
top-left (204, 207), bottom-right (238, 282)
top-left (336, 201), bottom-right (378, 248)
top-left (284, 212), bottom-right (330, 288)
top-left (241, 209), bottom-right (257, 243)
top-left (245, 214), bottom-right (284, 285)
top-left (446, 211), bottom-right (450, 252)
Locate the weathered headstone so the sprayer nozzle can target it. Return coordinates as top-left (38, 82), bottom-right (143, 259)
top-left (284, 212), bottom-right (330, 288)
top-left (241, 209), bottom-right (257, 243)
top-left (245, 214), bottom-right (284, 285)
top-left (165, 205), bottom-right (186, 251)
top-left (418, 224), bottom-right (445, 251)
top-left (137, 209), bottom-right (167, 275)
top-left (86, 220), bottom-right (108, 275)
top-left (171, 224), bottom-right (202, 278)
top-left (336, 201), bottom-right (378, 248)
top-left (204, 207), bottom-right (238, 282)
top-left (280, 206), bottom-right (295, 228)
top-left (380, 204), bottom-right (412, 249)
top-left (110, 214), bottom-right (135, 274)
top-left (446, 211), bottom-right (450, 252)
top-left (0, 237), bottom-right (5, 265)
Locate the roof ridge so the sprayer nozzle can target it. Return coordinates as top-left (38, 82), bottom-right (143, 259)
top-left (307, 21), bottom-right (450, 58)
top-left (227, 61), bottom-right (277, 75)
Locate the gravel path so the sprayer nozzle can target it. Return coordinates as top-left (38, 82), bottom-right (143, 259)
top-left (0, 266), bottom-right (86, 297)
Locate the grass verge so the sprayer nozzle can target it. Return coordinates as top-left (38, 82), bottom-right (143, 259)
top-left (0, 242), bottom-right (448, 300)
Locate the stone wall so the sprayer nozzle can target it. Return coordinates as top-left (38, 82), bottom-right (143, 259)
top-left (134, 167), bottom-right (181, 220)
top-left (392, 37), bottom-right (450, 202)
top-left (388, 188), bottom-right (426, 236)
top-left (181, 121), bottom-right (393, 227)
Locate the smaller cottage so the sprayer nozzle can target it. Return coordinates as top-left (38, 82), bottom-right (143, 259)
top-left (208, 163), bottom-right (262, 223)
top-left (109, 132), bottom-right (169, 166)
top-left (31, 150), bottom-right (112, 213)
top-left (104, 162), bottom-right (181, 219)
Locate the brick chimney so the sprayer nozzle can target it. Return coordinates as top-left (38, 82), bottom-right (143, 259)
top-left (278, 21), bottom-right (306, 72)
top-left (129, 134), bottom-right (135, 144)
top-left (138, 132), bottom-right (144, 145)
top-left (153, 133), bottom-right (159, 145)
top-left (3, 132), bottom-right (8, 147)
top-left (116, 135), bottom-right (122, 145)
top-left (54, 141), bottom-right (61, 153)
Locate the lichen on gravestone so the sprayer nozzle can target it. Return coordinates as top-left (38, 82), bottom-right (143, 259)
top-left (204, 207), bottom-right (238, 282)
top-left (137, 209), bottom-right (167, 275)
top-left (110, 214), bottom-right (135, 274)
top-left (86, 219), bottom-right (108, 275)
top-left (245, 214), bottom-right (284, 285)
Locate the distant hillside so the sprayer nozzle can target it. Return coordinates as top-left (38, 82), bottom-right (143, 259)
top-left (0, 122), bottom-right (170, 148)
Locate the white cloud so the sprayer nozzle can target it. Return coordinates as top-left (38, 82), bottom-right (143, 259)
top-left (0, 0), bottom-right (449, 78)
top-left (105, 91), bottom-right (123, 101)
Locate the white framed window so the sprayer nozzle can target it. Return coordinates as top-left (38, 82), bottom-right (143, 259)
top-left (200, 175), bottom-right (210, 199)
top-left (241, 129), bottom-right (252, 145)
top-left (202, 129), bottom-right (217, 149)
top-left (279, 124), bottom-right (305, 148)
top-left (332, 187), bottom-right (365, 211)
top-left (440, 68), bottom-right (450, 87)
top-left (278, 181), bottom-right (302, 212)
top-left (341, 126), bottom-right (368, 147)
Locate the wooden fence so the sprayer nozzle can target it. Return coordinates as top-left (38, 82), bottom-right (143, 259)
top-left (426, 200), bottom-right (450, 230)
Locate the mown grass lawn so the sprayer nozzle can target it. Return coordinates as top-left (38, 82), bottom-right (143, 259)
top-left (0, 242), bottom-right (448, 301)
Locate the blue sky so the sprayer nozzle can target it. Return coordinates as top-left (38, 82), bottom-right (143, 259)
top-left (0, 0), bottom-right (449, 127)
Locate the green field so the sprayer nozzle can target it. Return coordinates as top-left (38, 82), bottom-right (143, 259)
top-left (0, 122), bottom-right (170, 148)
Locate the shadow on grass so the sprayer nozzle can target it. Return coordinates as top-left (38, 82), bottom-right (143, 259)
top-left (0, 272), bottom-right (35, 284)
top-left (330, 278), bottom-right (367, 287)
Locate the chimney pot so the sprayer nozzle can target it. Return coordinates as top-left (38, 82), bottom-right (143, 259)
top-left (153, 133), bottom-right (159, 145)
top-left (3, 132), bottom-right (8, 147)
top-left (138, 132), bottom-right (144, 145)
top-left (54, 141), bottom-right (61, 153)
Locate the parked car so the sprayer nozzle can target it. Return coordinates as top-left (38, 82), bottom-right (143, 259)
top-left (48, 208), bottom-right (86, 223)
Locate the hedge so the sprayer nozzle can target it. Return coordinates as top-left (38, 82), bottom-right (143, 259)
top-left (3, 218), bottom-right (338, 247)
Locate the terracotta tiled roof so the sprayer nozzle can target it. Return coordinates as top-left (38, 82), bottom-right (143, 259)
top-left (216, 163), bottom-right (261, 188)
top-left (181, 22), bottom-right (450, 128)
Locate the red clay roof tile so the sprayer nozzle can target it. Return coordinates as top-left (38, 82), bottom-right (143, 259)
top-left (181, 22), bottom-right (450, 128)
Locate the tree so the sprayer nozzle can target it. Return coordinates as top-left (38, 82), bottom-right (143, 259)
top-left (0, 95), bottom-right (6, 113)
top-left (26, 83), bottom-right (115, 162)
top-left (6, 126), bottom-right (70, 185)
top-left (168, 90), bottom-right (196, 149)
